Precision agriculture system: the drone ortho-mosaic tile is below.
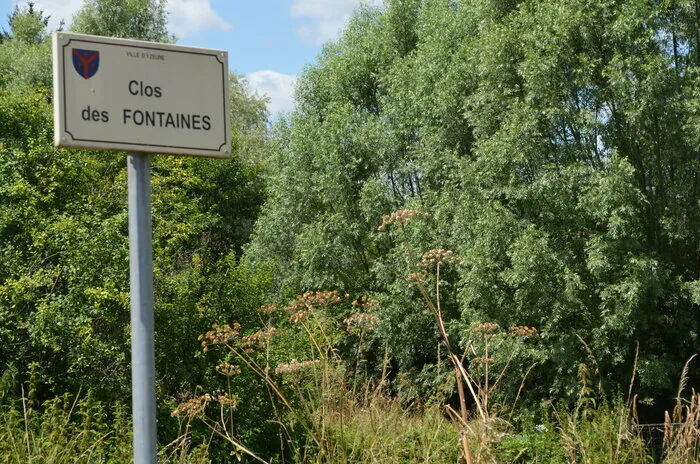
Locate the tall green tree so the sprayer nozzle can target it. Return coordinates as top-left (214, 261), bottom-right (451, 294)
top-left (71, 0), bottom-right (171, 42)
top-left (247, 0), bottom-right (699, 408)
top-left (0, 2), bottom-right (53, 89)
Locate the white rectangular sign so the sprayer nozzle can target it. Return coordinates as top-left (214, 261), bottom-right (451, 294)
top-left (53, 32), bottom-right (230, 158)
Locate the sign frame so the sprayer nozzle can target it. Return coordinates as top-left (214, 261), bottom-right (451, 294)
top-left (52, 32), bottom-right (231, 158)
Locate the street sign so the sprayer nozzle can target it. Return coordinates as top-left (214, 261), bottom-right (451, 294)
top-left (53, 32), bottom-right (230, 158)
top-left (52, 32), bottom-right (233, 464)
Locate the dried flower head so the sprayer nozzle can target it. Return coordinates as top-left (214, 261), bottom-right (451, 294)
top-left (284, 291), bottom-right (343, 313)
top-left (289, 309), bottom-right (310, 324)
top-left (284, 291), bottom-right (343, 323)
top-left (407, 270), bottom-right (429, 282)
top-left (351, 296), bottom-right (380, 312)
top-left (171, 394), bottom-right (212, 418)
top-left (214, 391), bottom-right (239, 408)
top-left (198, 323), bottom-right (241, 353)
top-left (509, 325), bottom-right (539, 339)
top-left (274, 359), bottom-right (320, 375)
top-left (377, 209), bottom-right (430, 231)
top-left (419, 249), bottom-right (462, 268)
top-left (262, 304), bottom-right (278, 315)
top-left (216, 362), bottom-right (242, 377)
top-left (240, 327), bottom-right (276, 353)
top-left (344, 312), bottom-right (380, 333)
top-left (471, 322), bottom-right (500, 334)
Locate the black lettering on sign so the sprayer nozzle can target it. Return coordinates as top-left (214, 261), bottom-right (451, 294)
top-left (120, 109), bottom-right (215, 132)
top-left (128, 80), bottom-right (162, 98)
top-left (81, 105), bottom-right (109, 123)
top-left (180, 114), bottom-right (190, 129)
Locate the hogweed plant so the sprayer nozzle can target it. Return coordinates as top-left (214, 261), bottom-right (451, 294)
top-left (175, 290), bottom-right (383, 462)
top-left (379, 209), bottom-right (540, 463)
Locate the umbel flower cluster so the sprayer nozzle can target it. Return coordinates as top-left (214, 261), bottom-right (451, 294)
top-left (472, 322), bottom-right (500, 334)
top-left (198, 323), bottom-right (241, 353)
top-left (377, 209), bottom-right (430, 231)
top-left (216, 362), bottom-right (241, 377)
top-left (171, 391), bottom-right (239, 418)
top-left (284, 290), bottom-right (344, 323)
top-left (419, 248), bottom-right (462, 268)
top-left (351, 296), bottom-right (380, 312)
top-left (470, 321), bottom-right (540, 339)
top-left (508, 325), bottom-right (540, 339)
top-left (343, 312), bottom-right (380, 333)
top-left (274, 359), bottom-right (320, 375)
top-left (240, 327), bottom-right (276, 353)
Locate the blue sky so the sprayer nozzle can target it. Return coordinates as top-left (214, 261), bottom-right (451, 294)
top-left (2, 0), bottom-right (380, 115)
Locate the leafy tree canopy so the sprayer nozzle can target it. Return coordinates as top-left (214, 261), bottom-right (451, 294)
top-left (247, 0), bottom-right (700, 409)
top-left (71, 0), bottom-right (172, 42)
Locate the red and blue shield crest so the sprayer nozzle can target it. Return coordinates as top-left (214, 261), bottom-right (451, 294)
top-left (72, 49), bottom-right (100, 79)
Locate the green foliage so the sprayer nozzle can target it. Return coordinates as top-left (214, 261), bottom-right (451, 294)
top-left (71, 0), bottom-right (171, 42)
top-left (248, 0), bottom-right (700, 409)
top-left (5, 2), bottom-right (50, 43)
top-left (0, 74), bottom-right (268, 410)
top-left (0, 392), bottom-right (133, 463)
top-left (1, 0), bottom-right (699, 460)
top-left (493, 420), bottom-right (567, 464)
top-left (0, 3), bottom-right (52, 89)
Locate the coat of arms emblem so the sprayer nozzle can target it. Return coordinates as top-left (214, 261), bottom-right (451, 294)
top-left (72, 49), bottom-right (100, 79)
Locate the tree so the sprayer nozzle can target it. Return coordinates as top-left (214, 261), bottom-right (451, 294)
top-left (247, 0), bottom-right (699, 409)
top-left (71, 0), bottom-right (171, 42)
top-left (4, 2), bottom-right (50, 43)
top-left (0, 2), bottom-right (52, 88)
top-left (0, 71), bottom-right (269, 404)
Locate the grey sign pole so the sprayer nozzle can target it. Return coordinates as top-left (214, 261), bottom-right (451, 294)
top-left (127, 152), bottom-right (157, 464)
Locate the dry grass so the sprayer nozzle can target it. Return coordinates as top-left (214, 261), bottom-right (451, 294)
top-left (663, 355), bottom-right (700, 463)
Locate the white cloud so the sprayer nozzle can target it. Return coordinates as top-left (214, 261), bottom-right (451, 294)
top-left (14, 0), bottom-right (83, 31)
top-left (247, 70), bottom-right (297, 117)
top-left (166, 0), bottom-right (231, 39)
top-left (291, 0), bottom-right (382, 44)
top-left (12, 0), bottom-right (230, 39)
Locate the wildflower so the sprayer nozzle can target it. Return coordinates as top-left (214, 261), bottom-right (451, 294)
top-left (351, 296), bottom-right (380, 312)
top-left (171, 394), bottom-right (212, 418)
top-left (240, 327), bottom-right (276, 353)
top-left (471, 322), bottom-right (500, 334)
top-left (216, 362), bottom-right (241, 377)
top-left (344, 312), bottom-right (380, 333)
top-left (419, 249), bottom-right (462, 268)
top-left (377, 209), bottom-right (431, 231)
top-left (284, 291), bottom-right (343, 313)
top-left (274, 359), bottom-right (320, 375)
top-left (508, 325), bottom-right (539, 338)
top-left (535, 424), bottom-right (548, 432)
top-left (262, 304), bottom-right (277, 315)
top-left (289, 309), bottom-right (311, 324)
top-left (198, 323), bottom-right (241, 353)
top-left (214, 392), bottom-right (239, 408)
top-left (284, 291), bottom-right (344, 323)
top-left (407, 270), bottom-right (428, 282)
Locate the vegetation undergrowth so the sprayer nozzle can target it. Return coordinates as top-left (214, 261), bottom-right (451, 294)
top-left (1, 0), bottom-right (699, 462)
top-left (169, 224), bottom-right (699, 463)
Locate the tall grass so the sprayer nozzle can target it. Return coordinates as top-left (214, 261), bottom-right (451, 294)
top-left (0, 390), bottom-right (133, 463)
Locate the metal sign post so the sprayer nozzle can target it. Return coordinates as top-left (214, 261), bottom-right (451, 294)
top-left (127, 152), bottom-right (157, 464)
